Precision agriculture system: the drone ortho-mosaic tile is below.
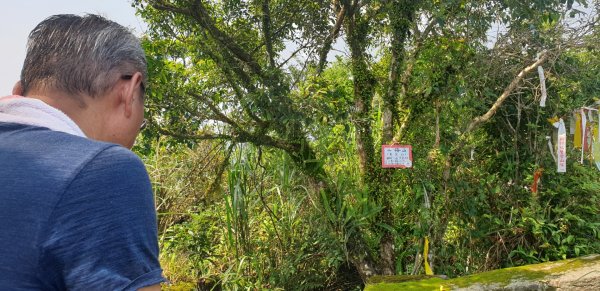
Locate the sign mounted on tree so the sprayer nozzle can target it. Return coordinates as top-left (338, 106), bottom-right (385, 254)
top-left (382, 145), bottom-right (413, 168)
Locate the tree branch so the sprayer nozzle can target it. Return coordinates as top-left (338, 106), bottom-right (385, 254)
top-left (150, 1), bottom-right (264, 94)
top-left (189, 92), bottom-right (243, 131)
top-left (398, 14), bottom-right (435, 107)
top-left (462, 51), bottom-right (549, 135)
top-left (393, 16), bottom-right (436, 142)
top-left (316, 2), bottom-right (347, 74)
top-left (191, 35), bottom-right (268, 127)
top-left (205, 143), bottom-right (235, 198)
top-left (277, 40), bottom-right (311, 69)
top-left (202, 1), bottom-right (263, 75)
top-left (184, 0), bottom-right (266, 78)
top-left (249, 3), bottom-right (309, 55)
top-left (155, 126), bottom-right (234, 141)
top-left (261, 0), bottom-right (277, 68)
top-left (149, 0), bottom-right (191, 16)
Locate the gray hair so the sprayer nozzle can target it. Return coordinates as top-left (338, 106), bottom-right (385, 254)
top-left (20, 14), bottom-right (147, 98)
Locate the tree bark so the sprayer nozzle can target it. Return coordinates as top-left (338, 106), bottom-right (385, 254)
top-left (378, 0), bottom-right (420, 276)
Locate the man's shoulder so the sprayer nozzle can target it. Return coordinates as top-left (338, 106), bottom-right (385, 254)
top-left (0, 122), bottom-right (110, 148)
top-left (80, 141), bottom-right (148, 182)
top-left (0, 122), bottom-right (142, 189)
top-left (0, 121), bottom-right (125, 161)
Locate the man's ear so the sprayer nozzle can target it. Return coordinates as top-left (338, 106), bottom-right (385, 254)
top-left (12, 81), bottom-right (23, 96)
top-left (121, 72), bottom-right (144, 118)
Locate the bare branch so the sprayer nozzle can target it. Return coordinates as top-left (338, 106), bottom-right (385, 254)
top-left (155, 126), bottom-right (234, 141)
top-left (189, 92), bottom-right (243, 130)
top-left (463, 51), bottom-right (549, 135)
top-left (277, 40), bottom-right (311, 69)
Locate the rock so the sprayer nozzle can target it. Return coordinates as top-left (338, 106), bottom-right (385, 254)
top-left (365, 254), bottom-right (600, 291)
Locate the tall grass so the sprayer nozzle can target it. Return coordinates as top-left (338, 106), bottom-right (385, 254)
top-left (148, 139), bottom-right (351, 289)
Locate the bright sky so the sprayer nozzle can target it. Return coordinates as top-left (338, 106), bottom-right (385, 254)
top-left (0, 1), bottom-right (146, 95)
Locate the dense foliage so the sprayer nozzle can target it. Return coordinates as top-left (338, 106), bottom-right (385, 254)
top-left (132, 0), bottom-right (600, 289)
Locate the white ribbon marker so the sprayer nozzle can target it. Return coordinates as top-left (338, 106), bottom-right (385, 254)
top-left (546, 136), bottom-right (557, 163)
top-left (592, 111), bottom-right (600, 170)
top-left (538, 65), bottom-right (547, 107)
top-left (556, 119), bottom-right (567, 173)
top-left (581, 109), bottom-right (587, 164)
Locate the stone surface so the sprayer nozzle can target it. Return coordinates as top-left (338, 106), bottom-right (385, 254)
top-left (365, 254), bottom-right (600, 291)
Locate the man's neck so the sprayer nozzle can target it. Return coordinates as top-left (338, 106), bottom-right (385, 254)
top-left (23, 91), bottom-right (105, 140)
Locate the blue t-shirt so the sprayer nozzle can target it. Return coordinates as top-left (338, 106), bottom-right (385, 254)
top-left (0, 122), bottom-right (165, 290)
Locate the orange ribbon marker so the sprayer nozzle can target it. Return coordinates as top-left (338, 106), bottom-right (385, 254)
top-left (531, 168), bottom-right (543, 194)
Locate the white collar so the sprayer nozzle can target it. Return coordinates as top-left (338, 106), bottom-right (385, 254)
top-left (0, 95), bottom-right (86, 137)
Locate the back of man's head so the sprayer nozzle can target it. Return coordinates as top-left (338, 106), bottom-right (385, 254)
top-left (20, 14), bottom-right (147, 99)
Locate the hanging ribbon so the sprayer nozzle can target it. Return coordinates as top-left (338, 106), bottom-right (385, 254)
top-left (594, 110), bottom-right (600, 171)
top-left (556, 119), bottom-right (567, 173)
top-left (424, 236), bottom-right (433, 275)
top-left (581, 109), bottom-right (587, 163)
top-left (546, 136), bottom-right (557, 163)
top-left (531, 168), bottom-right (543, 194)
top-left (574, 112), bottom-right (582, 148)
top-left (538, 65), bottom-right (547, 107)
top-left (585, 110), bottom-right (594, 154)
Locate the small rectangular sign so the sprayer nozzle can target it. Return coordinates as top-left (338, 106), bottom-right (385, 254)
top-left (382, 145), bottom-right (413, 168)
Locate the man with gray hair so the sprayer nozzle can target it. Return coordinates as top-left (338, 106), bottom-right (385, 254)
top-left (0, 14), bottom-right (164, 290)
